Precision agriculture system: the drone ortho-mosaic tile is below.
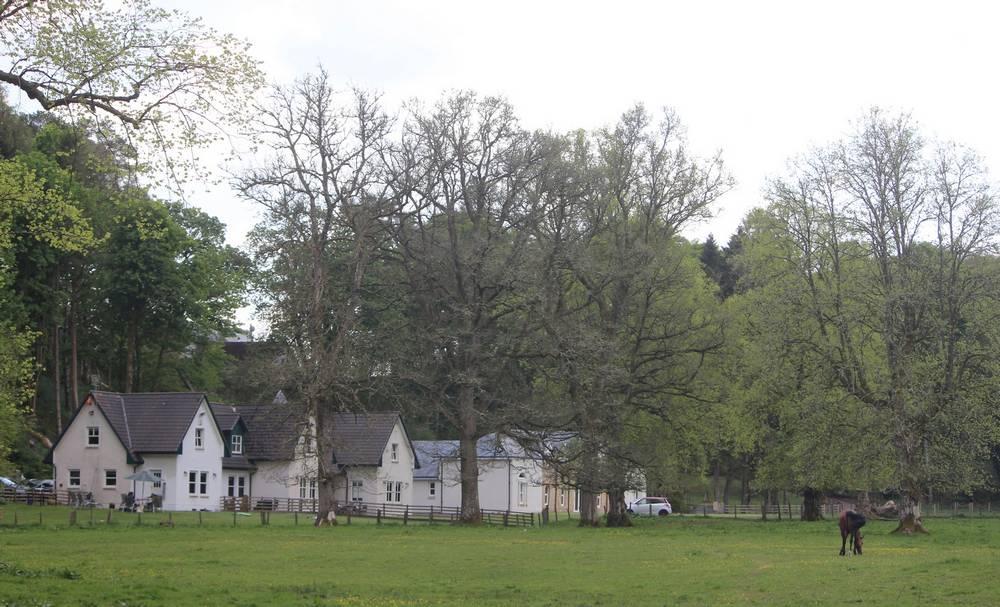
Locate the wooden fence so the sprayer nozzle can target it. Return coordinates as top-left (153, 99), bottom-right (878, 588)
top-left (217, 496), bottom-right (537, 527)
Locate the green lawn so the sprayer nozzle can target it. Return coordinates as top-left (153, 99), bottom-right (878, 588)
top-left (1, 506), bottom-right (998, 606)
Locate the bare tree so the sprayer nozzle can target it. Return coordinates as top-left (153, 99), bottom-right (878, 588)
top-left (391, 93), bottom-right (545, 523)
top-left (238, 68), bottom-right (402, 525)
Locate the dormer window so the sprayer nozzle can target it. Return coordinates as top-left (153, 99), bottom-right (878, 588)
top-left (231, 434), bottom-right (243, 455)
top-left (391, 443), bottom-right (399, 463)
top-left (194, 427), bottom-right (204, 449)
top-left (87, 427), bottom-right (99, 446)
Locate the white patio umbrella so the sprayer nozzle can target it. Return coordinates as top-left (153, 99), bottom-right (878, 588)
top-left (125, 470), bottom-right (160, 506)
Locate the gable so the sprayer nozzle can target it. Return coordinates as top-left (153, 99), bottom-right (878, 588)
top-left (44, 394), bottom-right (136, 464)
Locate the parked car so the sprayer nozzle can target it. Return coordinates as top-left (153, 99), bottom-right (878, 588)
top-left (0, 476), bottom-right (27, 493)
top-left (628, 496), bottom-right (672, 516)
top-left (27, 479), bottom-right (54, 491)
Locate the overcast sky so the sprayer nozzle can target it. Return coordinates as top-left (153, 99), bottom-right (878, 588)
top-left (154, 0), bottom-right (998, 250)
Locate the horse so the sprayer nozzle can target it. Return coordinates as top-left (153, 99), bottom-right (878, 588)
top-left (839, 510), bottom-right (866, 556)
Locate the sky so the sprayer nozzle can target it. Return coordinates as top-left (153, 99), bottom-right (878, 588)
top-left (151, 0), bottom-right (1000, 252)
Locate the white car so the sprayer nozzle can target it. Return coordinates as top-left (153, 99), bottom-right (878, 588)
top-left (628, 496), bottom-right (672, 516)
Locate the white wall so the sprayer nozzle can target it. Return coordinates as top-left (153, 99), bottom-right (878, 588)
top-left (438, 457), bottom-right (545, 513)
top-left (373, 422), bottom-right (415, 505)
top-left (172, 401), bottom-right (226, 511)
top-left (413, 478), bottom-right (443, 507)
top-left (51, 400), bottom-right (130, 507)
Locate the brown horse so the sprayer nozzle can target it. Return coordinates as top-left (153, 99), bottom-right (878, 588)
top-left (839, 510), bottom-right (866, 556)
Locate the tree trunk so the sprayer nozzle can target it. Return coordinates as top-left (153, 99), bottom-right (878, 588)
top-left (69, 286), bottom-right (79, 409)
top-left (124, 313), bottom-right (137, 393)
top-left (53, 326), bottom-right (62, 434)
top-left (605, 487), bottom-right (633, 527)
top-left (801, 487), bottom-right (823, 521)
top-left (892, 489), bottom-right (928, 534)
top-left (458, 385), bottom-right (481, 523)
top-left (313, 405), bottom-right (338, 526)
top-left (578, 488), bottom-right (599, 527)
top-left (761, 489), bottom-right (770, 521)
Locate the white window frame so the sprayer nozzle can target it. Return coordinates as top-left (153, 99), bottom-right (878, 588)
top-left (429, 481), bottom-right (436, 497)
top-left (194, 427), bottom-right (204, 449)
top-left (384, 480), bottom-right (395, 502)
top-left (237, 476), bottom-right (245, 497)
top-left (188, 471), bottom-right (198, 495)
top-left (231, 434), bottom-right (243, 454)
top-left (544, 487), bottom-right (549, 507)
top-left (299, 476), bottom-right (307, 499)
top-left (560, 489), bottom-right (566, 508)
top-left (68, 469), bottom-right (81, 487)
top-left (151, 469), bottom-right (162, 489)
top-left (351, 480), bottom-right (363, 502)
top-left (390, 443), bottom-right (399, 463)
top-left (228, 475), bottom-right (236, 497)
top-left (199, 471), bottom-right (208, 495)
top-left (518, 473), bottom-right (527, 508)
top-left (104, 469), bottom-right (117, 488)
top-left (87, 426), bottom-right (100, 447)
top-left (394, 481), bottom-right (402, 503)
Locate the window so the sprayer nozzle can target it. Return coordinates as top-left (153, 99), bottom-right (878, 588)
top-left (298, 477), bottom-right (316, 499)
top-left (238, 476), bottom-right (245, 497)
top-left (518, 473), bottom-right (527, 508)
top-left (189, 471), bottom-right (208, 495)
top-left (429, 482), bottom-right (436, 497)
top-left (231, 434), bottom-right (243, 454)
top-left (299, 477), bottom-right (307, 499)
top-left (87, 426), bottom-right (99, 446)
top-left (68, 469), bottom-right (80, 487)
top-left (351, 480), bottom-right (363, 502)
top-left (560, 489), bottom-right (566, 508)
top-left (228, 476), bottom-right (236, 497)
top-left (544, 487), bottom-right (549, 507)
top-left (574, 489), bottom-right (581, 512)
top-left (194, 427), bottom-right (204, 449)
top-left (390, 443), bottom-right (399, 463)
top-left (384, 480), bottom-right (402, 503)
top-left (151, 469), bottom-right (162, 489)
top-left (104, 469), bottom-right (117, 488)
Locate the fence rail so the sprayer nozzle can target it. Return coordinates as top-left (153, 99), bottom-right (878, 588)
top-left (216, 496), bottom-right (537, 527)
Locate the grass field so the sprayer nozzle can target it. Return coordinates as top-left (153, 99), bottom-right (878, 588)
top-left (1, 505), bottom-right (998, 606)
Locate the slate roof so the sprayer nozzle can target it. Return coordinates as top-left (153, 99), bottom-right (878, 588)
top-left (236, 404), bottom-right (302, 461)
top-left (46, 391), bottom-right (213, 463)
top-left (330, 412), bottom-right (414, 467)
top-left (412, 440), bottom-right (457, 479)
top-left (210, 404), bottom-right (242, 432)
top-left (221, 455), bottom-right (256, 470)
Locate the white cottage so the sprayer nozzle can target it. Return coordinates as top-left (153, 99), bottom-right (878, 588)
top-left (46, 391), bottom-right (226, 511)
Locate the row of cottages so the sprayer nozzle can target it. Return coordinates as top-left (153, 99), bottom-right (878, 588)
top-left (45, 391), bottom-right (419, 511)
top-left (412, 434), bottom-right (645, 514)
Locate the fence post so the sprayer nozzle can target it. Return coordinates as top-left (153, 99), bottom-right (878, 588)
top-left (168, 512), bottom-right (173, 526)
top-left (69, 510), bottom-right (76, 526)
top-left (404, 505), bottom-right (409, 526)
top-left (429, 507), bottom-right (434, 524)
top-left (347, 509), bottom-right (351, 525)
top-left (377, 508), bottom-right (382, 525)
top-left (199, 511), bottom-right (203, 526)
top-left (89, 508), bottom-right (94, 525)
top-left (233, 510), bottom-right (236, 527)
top-left (294, 512), bottom-right (298, 526)
top-left (530, 512), bottom-right (535, 527)
top-left (137, 511), bottom-right (141, 526)
top-left (107, 510), bottom-right (112, 525)
top-left (504, 511), bottom-right (510, 527)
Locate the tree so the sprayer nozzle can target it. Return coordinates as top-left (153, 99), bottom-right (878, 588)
top-left (524, 106), bottom-right (730, 526)
top-left (0, 0), bottom-right (262, 182)
top-left (239, 68), bottom-right (401, 526)
top-left (391, 93), bottom-right (545, 523)
top-left (757, 110), bottom-right (1000, 530)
